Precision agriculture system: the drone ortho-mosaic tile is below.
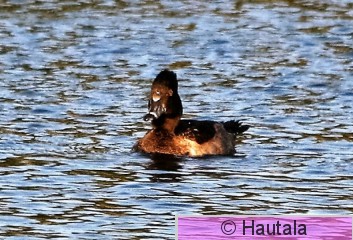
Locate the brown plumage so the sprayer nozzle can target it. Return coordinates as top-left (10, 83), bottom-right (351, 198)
top-left (134, 69), bottom-right (249, 157)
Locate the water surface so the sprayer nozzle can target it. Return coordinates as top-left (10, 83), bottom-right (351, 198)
top-left (0, 0), bottom-right (353, 239)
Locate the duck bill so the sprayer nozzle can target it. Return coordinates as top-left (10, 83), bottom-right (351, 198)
top-left (143, 100), bottom-right (166, 121)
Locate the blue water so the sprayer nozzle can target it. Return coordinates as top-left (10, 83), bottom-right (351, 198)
top-left (0, 0), bottom-right (352, 239)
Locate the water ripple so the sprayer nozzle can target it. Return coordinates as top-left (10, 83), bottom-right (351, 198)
top-left (1, 0), bottom-right (353, 239)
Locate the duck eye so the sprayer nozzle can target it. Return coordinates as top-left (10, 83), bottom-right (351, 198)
top-left (152, 90), bottom-right (161, 102)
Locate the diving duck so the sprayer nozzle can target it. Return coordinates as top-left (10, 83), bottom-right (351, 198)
top-left (134, 69), bottom-right (249, 157)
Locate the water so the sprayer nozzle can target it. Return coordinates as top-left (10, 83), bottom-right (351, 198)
top-left (0, 0), bottom-right (352, 239)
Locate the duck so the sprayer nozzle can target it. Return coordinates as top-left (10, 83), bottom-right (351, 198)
top-left (134, 69), bottom-right (249, 157)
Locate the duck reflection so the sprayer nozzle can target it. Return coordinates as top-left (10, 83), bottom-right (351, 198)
top-left (145, 153), bottom-right (184, 182)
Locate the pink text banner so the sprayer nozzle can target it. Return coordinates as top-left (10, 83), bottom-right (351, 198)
top-left (177, 215), bottom-right (352, 240)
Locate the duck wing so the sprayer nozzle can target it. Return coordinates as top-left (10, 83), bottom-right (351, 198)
top-left (175, 119), bottom-right (249, 144)
top-left (175, 120), bottom-right (216, 144)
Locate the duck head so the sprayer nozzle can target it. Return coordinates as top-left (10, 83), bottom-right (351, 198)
top-left (144, 69), bottom-right (183, 131)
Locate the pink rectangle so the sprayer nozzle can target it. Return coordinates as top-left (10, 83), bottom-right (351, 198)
top-left (177, 216), bottom-right (352, 240)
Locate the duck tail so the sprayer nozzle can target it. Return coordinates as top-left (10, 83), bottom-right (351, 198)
top-left (223, 120), bottom-right (250, 134)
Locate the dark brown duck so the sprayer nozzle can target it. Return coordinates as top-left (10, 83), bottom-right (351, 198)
top-left (134, 69), bottom-right (249, 157)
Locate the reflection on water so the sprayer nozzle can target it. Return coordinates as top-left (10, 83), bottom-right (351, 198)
top-left (145, 154), bottom-right (184, 182)
top-left (1, 0), bottom-right (353, 239)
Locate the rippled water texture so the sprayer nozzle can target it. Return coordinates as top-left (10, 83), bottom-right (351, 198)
top-left (0, 0), bottom-right (353, 239)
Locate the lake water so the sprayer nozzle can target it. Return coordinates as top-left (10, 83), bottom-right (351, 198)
top-left (0, 0), bottom-right (352, 239)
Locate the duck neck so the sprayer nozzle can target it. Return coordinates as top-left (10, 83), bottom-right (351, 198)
top-left (152, 115), bottom-right (180, 133)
